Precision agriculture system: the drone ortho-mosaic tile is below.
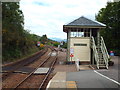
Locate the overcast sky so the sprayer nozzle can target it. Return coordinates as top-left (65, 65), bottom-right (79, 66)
top-left (20, 0), bottom-right (108, 39)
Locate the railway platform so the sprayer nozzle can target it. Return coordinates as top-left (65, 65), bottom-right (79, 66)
top-left (47, 70), bottom-right (119, 89)
top-left (46, 57), bottom-right (119, 89)
top-left (46, 72), bottom-right (77, 89)
top-left (46, 63), bottom-right (93, 89)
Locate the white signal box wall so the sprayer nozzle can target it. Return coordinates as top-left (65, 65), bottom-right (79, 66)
top-left (70, 37), bottom-right (90, 62)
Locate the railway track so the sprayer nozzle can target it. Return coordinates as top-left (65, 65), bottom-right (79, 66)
top-left (2, 47), bottom-right (58, 89)
top-left (2, 47), bottom-right (48, 81)
top-left (14, 48), bottom-right (58, 89)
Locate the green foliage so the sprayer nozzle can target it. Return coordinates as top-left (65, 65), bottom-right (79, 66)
top-left (47, 42), bottom-right (53, 46)
top-left (40, 34), bottom-right (48, 44)
top-left (96, 1), bottom-right (120, 55)
top-left (53, 42), bottom-right (60, 47)
top-left (61, 42), bottom-right (67, 49)
top-left (2, 2), bottom-right (41, 61)
top-left (2, 2), bottom-right (66, 62)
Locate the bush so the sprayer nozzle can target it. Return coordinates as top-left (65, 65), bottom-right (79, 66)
top-left (53, 42), bottom-right (59, 47)
top-left (108, 61), bottom-right (114, 66)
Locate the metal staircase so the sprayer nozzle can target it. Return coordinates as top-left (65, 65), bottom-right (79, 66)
top-left (91, 36), bottom-right (109, 69)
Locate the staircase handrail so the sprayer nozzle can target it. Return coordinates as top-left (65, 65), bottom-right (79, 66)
top-left (91, 36), bottom-right (99, 69)
top-left (100, 36), bottom-right (109, 69)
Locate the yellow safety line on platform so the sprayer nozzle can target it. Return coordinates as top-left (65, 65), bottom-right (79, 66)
top-left (66, 81), bottom-right (77, 89)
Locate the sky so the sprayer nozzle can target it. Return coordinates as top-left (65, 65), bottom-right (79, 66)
top-left (20, 0), bottom-right (109, 39)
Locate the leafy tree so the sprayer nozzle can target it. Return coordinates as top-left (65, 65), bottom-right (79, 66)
top-left (40, 34), bottom-right (48, 44)
top-left (95, 1), bottom-right (120, 55)
top-left (53, 42), bottom-right (60, 47)
top-left (2, 2), bottom-right (41, 61)
top-left (61, 41), bottom-right (67, 49)
top-left (2, 2), bottom-right (25, 60)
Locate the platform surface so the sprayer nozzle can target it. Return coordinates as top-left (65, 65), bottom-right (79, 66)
top-left (79, 65), bottom-right (92, 70)
top-left (34, 67), bottom-right (49, 74)
top-left (67, 70), bottom-right (119, 88)
top-left (66, 81), bottom-right (77, 89)
top-left (47, 72), bottom-right (77, 89)
top-left (51, 72), bottom-right (66, 81)
top-left (47, 72), bottom-right (66, 88)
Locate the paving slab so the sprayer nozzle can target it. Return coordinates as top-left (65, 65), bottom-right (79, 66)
top-left (47, 82), bottom-right (66, 88)
top-left (47, 72), bottom-right (66, 88)
top-left (51, 72), bottom-right (66, 82)
top-left (66, 81), bottom-right (77, 89)
top-left (54, 65), bottom-right (77, 72)
top-left (34, 67), bottom-right (49, 74)
top-left (51, 52), bottom-right (57, 56)
top-left (67, 70), bottom-right (119, 88)
top-left (79, 65), bottom-right (93, 70)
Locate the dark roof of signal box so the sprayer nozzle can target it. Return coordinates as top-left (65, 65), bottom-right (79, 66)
top-left (63, 16), bottom-right (106, 32)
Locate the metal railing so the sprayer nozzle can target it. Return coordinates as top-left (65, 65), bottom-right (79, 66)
top-left (100, 36), bottom-right (109, 69)
top-left (91, 36), bottom-right (99, 69)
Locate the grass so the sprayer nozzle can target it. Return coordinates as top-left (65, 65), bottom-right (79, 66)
top-left (2, 46), bottom-right (43, 64)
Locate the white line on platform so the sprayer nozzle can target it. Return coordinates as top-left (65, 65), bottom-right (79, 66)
top-left (48, 52), bottom-right (51, 56)
top-left (94, 70), bottom-right (120, 86)
top-left (51, 80), bottom-right (66, 82)
top-left (46, 80), bottom-right (51, 89)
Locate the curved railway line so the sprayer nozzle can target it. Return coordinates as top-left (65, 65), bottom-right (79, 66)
top-left (2, 47), bottom-right (48, 81)
top-left (2, 46), bottom-right (58, 89)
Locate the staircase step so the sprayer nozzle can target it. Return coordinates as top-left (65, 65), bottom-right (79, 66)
top-left (99, 61), bottom-right (105, 62)
top-left (99, 66), bottom-right (106, 68)
top-left (99, 58), bottom-right (104, 59)
top-left (98, 56), bottom-right (102, 58)
top-left (99, 59), bottom-right (104, 60)
top-left (98, 54), bottom-right (103, 56)
top-left (99, 62), bottom-right (105, 63)
top-left (99, 63), bottom-right (105, 65)
top-left (99, 66), bottom-right (106, 67)
top-left (99, 64), bottom-right (106, 66)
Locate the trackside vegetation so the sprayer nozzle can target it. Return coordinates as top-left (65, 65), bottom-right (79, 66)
top-left (2, 2), bottom-right (42, 62)
top-left (2, 2), bottom-right (66, 62)
top-left (96, 1), bottom-right (120, 56)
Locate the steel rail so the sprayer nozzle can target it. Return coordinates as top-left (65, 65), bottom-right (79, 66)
top-left (13, 47), bottom-right (54, 89)
top-left (2, 47), bottom-right (48, 81)
top-left (38, 50), bottom-right (58, 89)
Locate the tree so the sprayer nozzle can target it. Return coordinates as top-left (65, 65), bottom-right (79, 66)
top-left (40, 34), bottom-right (48, 44)
top-left (95, 1), bottom-right (120, 55)
top-left (2, 2), bottom-right (41, 61)
top-left (61, 41), bottom-right (67, 49)
top-left (2, 2), bottom-right (25, 60)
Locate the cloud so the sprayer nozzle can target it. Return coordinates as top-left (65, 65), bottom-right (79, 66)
top-left (20, 0), bottom-right (108, 39)
top-left (33, 2), bottom-right (50, 6)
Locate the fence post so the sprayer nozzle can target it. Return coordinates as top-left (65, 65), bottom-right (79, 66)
top-left (76, 59), bottom-right (80, 71)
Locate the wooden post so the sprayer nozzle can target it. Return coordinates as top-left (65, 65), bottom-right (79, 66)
top-left (97, 29), bottom-right (100, 49)
top-left (92, 51), bottom-right (94, 65)
top-left (90, 28), bottom-right (92, 37)
top-left (67, 31), bottom-right (69, 62)
top-left (67, 30), bottom-right (71, 62)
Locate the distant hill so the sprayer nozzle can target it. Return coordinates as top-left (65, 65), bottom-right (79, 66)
top-left (49, 37), bottom-right (67, 42)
